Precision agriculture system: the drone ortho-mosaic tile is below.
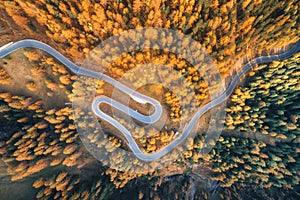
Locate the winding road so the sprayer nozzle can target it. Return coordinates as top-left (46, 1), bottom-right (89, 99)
top-left (0, 39), bottom-right (299, 162)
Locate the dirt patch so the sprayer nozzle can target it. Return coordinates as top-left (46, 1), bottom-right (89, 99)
top-left (0, 50), bottom-right (69, 109)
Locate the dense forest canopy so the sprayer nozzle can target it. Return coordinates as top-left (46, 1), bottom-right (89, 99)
top-left (0, 0), bottom-right (299, 199)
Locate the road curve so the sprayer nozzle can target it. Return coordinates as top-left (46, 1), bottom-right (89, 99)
top-left (0, 39), bottom-right (162, 122)
top-left (1, 39), bottom-right (299, 162)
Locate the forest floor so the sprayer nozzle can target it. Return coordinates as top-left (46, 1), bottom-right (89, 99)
top-left (0, 159), bottom-right (37, 200)
top-left (0, 50), bottom-right (69, 109)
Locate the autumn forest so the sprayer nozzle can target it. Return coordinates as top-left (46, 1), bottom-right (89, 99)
top-left (0, 0), bottom-right (299, 199)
